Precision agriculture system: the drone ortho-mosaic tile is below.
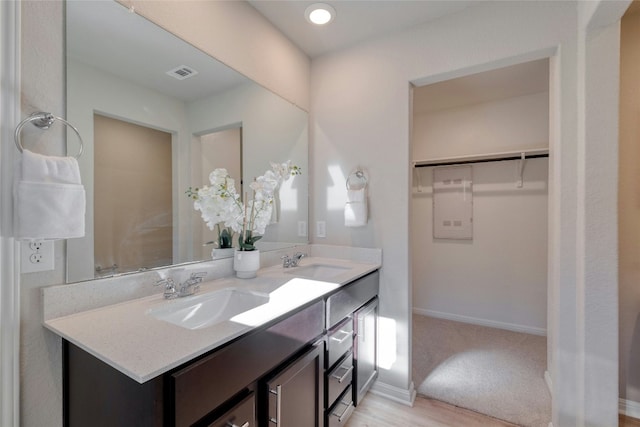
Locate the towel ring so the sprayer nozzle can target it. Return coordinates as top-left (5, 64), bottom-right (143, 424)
top-left (14, 112), bottom-right (84, 159)
top-left (346, 169), bottom-right (368, 190)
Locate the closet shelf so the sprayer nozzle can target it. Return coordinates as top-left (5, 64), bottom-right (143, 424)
top-left (413, 148), bottom-right (549, 168)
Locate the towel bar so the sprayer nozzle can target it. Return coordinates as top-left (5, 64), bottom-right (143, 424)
top-left (14, 112), bottom-right (84, 159)
top-left (346, 169), bottom-right (367, 190)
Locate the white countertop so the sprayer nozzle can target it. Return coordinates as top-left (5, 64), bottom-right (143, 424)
top-left (43, 257), bottom-right (380, 383)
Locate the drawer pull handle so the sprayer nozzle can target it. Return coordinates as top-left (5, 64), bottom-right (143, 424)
top-left (331, 365), bottom-right (354, 383)
top-left (332, 400), bottom-right (354, 423)
top-left (330, 330), bottom-right (352, 344)
top-left (268, 385), bottom-right (282, 425)
top-left (226, 422), bottom-right (249, 427)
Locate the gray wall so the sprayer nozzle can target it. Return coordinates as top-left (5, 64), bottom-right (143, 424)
top-left (19, 3), bottom-right (65, 426)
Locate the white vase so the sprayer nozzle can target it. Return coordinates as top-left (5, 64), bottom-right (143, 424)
top-left (233, 249), bottom-right (260, 279)
top-left (212, 247), bottom-right (235, 259)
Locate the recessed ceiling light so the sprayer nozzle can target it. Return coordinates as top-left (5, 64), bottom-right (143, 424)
top-left (305, 3), bottom-right (336, 25)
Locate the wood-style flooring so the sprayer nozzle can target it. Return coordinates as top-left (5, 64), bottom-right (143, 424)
top-left (346, 393), bottom-right (640, 427)
top-left (345, 393), bottom-right (518, 427)
top-left (622, 414), bottom-right (640, 427)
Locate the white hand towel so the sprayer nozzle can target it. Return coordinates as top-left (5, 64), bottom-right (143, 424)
top-left (345, 189), bottom-right (367, 227)
top-left (16, 149), bottom-right (86, 240)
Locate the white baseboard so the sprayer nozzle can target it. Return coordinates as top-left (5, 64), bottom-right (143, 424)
top-left (369, 380), bottom-right (416, 407)
top-left (619, 398), bottom-right (640, 419)
top-left (543, 371), bottom-right (553, 427)
top-left (413, 308), bottom-right (547, 336)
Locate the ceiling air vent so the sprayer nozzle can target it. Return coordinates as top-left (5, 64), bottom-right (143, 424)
top-left (166, 65), bottom-right (198, 80)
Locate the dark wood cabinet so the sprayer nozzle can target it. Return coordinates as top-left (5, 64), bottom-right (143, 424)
top-left (64, 342), bottom-right (164, 427)
top-left (323, 271), bottom-right (379, 426)
top-left (326, 386), bottom-right (354, 427)
top-left (64, 300), bottom-right (323, 427)
top-left (63, 271), bottom-right (379, 427)
top-left (207, 392), bottom-right (255, 427)
top-left (169, 301), bottom-right (323, 427)
top-left (263, 340), bottom-right (324, 427)
top-left (354, 297), bottom-right (378, 405)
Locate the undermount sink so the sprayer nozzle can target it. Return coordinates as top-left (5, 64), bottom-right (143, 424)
top-left (147, 288), bottom-right (270, 330)
top-left (284, 263), bottom-right (351, 280)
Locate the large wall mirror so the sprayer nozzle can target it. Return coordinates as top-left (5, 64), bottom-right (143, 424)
top-left (66, 0), bottom-right (309, 283)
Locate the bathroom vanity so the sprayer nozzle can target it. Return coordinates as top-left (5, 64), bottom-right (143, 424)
top-left (45, 257), bottom-right (379, 427)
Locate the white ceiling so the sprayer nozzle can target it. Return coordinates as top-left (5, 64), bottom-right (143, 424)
top-left (250, 1), bottom-right (549, 110)
top-left (68, 1), bottom-right (549, 110)
top-left (67, 1), bottom-right (249, 102)
top-left (247, 0), bottom-right (478, 58)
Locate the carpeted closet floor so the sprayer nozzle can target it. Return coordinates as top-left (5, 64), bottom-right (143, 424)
top-left (412, 314), bottom-right (551, 427)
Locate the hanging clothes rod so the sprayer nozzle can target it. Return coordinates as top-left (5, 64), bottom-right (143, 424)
top-left (413, 148), bottom-right (549, 168)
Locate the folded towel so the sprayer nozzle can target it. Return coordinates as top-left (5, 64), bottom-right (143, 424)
top-left (16, 149), bottom-right (86, 240)
top-left (347, 189), bottom-right (365, 203)
top-left (345, 189), bottom-right (367, 227)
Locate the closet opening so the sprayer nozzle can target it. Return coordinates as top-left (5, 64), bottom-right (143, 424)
top-left (410, 58), bottom-right (551, 427)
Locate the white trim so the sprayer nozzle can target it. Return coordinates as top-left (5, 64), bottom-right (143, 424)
top-left (413, 308), bottom-right (547, 336)
top-left (0, 1), bottom-right (21, 426)
top-left (544, 370), bottom-right (553, 396)
top-left (619, 399), bottom-right (640, 420)
top-left (369, 380), bottom-right (416, 407)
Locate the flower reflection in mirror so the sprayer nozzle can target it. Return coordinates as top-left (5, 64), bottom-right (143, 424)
top-left (188, 161), bottom-right (301, 251)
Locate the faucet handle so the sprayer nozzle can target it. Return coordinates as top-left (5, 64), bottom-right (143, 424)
top-left (189, 272), bottom-right (207, 282)
top-left (155, 278), bottom-right (175, 289)
top-left (155, 278), bottom-right (178, 299)
top-left (281, 254), bottom-right (292, 268)
top-left (289, 252), bottom-right (307, 267)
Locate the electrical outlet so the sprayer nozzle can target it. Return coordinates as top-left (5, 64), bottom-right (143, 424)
top-left (29, 253), bottom-right (44, 264)
top-left (21, 240), bottom-right (55, 273)
top-left (297, 221), bottom-right (307, 237)
top-left (316, 221), bottom-right (326, 238)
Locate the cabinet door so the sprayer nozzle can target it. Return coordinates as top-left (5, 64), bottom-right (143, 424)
top-left (354, 297), bottom-right (378, 406)
top-left (265, 342), bottom-right (324, 427)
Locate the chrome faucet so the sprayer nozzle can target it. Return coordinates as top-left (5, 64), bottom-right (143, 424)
top-left (282, 252), bottom-right (307, 268)
top-left (155, 272), bottom-right (207, 299)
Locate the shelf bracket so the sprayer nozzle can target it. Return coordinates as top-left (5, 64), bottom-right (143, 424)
top-left (517, 152), bottom-right (525, 188)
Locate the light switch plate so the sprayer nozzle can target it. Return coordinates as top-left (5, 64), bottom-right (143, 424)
top-left (297, 221), bottom-right (307, 237)
top-left (21, 240), bottom-right (55, 273)
top-left (316, 221), bottom-right (326, 238)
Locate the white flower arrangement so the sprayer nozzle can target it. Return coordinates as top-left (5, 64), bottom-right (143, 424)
top-left (188, 161), bottom-right (301, 251)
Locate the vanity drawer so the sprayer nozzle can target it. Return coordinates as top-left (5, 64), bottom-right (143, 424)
top-left (172, 300), bottom-right (324, 427)
top-left (207, 391), bottom-right (255, 427)
top-left (326, 352), bottom-right (353, 406)
top-left (327, 317), bottom-right (353, 369)
top-left (327, 386), bottom-right (354, 427)
top-left (326, 271), bottom-right (379, 329)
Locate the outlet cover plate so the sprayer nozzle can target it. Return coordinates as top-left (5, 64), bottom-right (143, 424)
top-left (21, 240), bottom-right (54, 273)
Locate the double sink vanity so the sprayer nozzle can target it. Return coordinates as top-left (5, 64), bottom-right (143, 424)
top-left (43, 250), bottom-right (381, 427)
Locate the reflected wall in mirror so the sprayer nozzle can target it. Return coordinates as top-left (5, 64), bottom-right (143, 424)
top-left (196, 127), bottom-right (243, 260)
top-left (66, 0), bottom-right (308, 283)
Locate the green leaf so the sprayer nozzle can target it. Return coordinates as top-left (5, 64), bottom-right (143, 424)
top-left (219, 229), bottom-right (232, 248)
